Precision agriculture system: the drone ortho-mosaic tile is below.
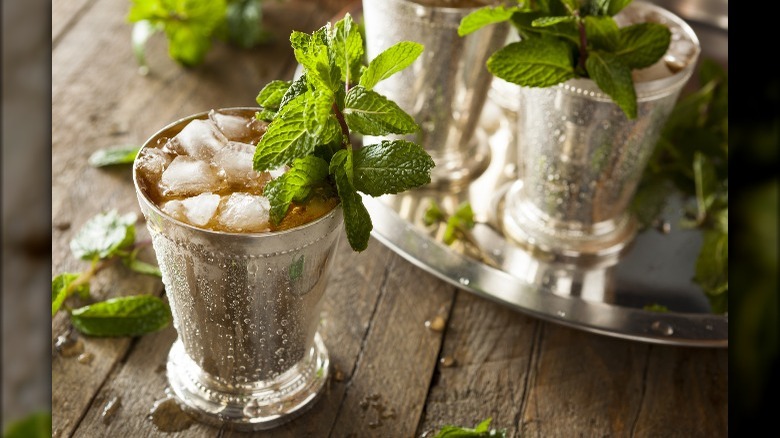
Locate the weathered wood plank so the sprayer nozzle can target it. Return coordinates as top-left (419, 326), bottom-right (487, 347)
top-left (417, 291), bottom-right (540, 437)
top-left (52, 0), bottom-right (95, 46)
top-left (326, 251), bottom-right (456, 437)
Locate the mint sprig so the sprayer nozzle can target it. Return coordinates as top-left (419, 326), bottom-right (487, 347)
top-left (460, 0), bottom-right (673, 119)
top-left (254, 14), bottom-right (433, 251)
top-left (432, 417), bottom-right (506, 438)
top-left (53, 210), bottom-right (169, 337)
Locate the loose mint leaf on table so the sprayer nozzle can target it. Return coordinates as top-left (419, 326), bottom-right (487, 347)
top-left (444, 202), bottom-right (476, 245)
top-left (88, 145), bottom-right (141, 167)
top-left (487, 37), bottom-right (575, 88)
top-left (352, 140), bottom-right (434, 196)
top-left (123, 256), bottom-right (163, 277)
top-left (265, 156), bottom-right (330, 224)
top-left (70, 210), bottom-right (137, 260)
top-left (359, 41), bottom-right (423, 90)
top-left (52, 273), bottom-right (90, 316)
top-left (433, 417), bottom-right (506, 438)
top-left (458, 6), bottom-right (521, 36)
top-left (2, 411), bottom-right (52, 438)
top-left (585, 50), bottom-right (637, 119)
top-left (615, 23), bottom-right (672, 69)
top-left (70, 295), bottom-right (172, 337)
top-left (343, 86), bottom-right (419, 135)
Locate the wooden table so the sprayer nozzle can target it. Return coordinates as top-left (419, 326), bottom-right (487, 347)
top-left (52, 1), bottom-right (728, 436)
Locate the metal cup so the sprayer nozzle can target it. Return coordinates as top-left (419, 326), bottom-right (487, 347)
top-left (133, 109), bottom-right (343, 431)
top-left (502, 1), bottom-right (700, 263)
top-left (362, 0), bottom-right (509, 188)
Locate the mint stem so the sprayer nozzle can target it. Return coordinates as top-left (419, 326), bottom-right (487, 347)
top-left (332, 103), bottom-right (351, 147)
top-left (577, 19), bottom-right (588, 73)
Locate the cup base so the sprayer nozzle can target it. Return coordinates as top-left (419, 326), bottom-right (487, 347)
top-left (500, 181), bottom-right (637, 267)
top-left (427, 130), bottom-right (491, 190)
top-left (166, 332), bottom-right (329, 431)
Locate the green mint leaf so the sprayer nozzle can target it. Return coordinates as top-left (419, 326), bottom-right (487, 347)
top-left (256, 80), bottom-right (292, 109)
top-left (279, 73), bottom-right (308, 112)
top-left (353, 140), bottom-right (433, 196)
top-left (123, 256), bottom-right (162, 277)
top-left (458, 6), bottom-right (519, 36)
top-left (291, 28), bottom-right (338, 93)
top-left (693, 151), bottom-right (717, 224)
top-left (423, 201), bottom-right (445, 226)
top-left (511, 12), bottom-right (579, 45)
top-left (52, 273), bottom-right (89, 316)
top-left (164, 22), bottom-right (213, 67)
top-left (2, 411), bottom-right (52, 438)
top-left (225, 0), bottom-right (271, 49)
top-left (584, 16), bottom-right (620, 51)
top-left (432, 417), bottom-right (506, 438)
top-left (587, 0), bottom-right (611, 16)
top-left (289, 255), bottom-right (305, 281)
top-left (329, 13), bottom-right (364, 85)
top-left (444, 202), bottom-right (475, 245)
top-left (70, 295), bottom-right (172, 337)
top-left (332, 152), bottom-right (372, 252)
top-left (487, 37), bottom-right (575, 88)
top-left (532, 16), bottom-right (575, 27)
top-left (359, 41), bottom-right (424, 90)
top-left (585, 50), bottom-right (636, 118)
top-left (254, 96), bottom-right (319, 171)
top-left (330, 148), bottom-right (354, 185)
top-left (256, 108), bottom-right (277, 122)
top-left (304, 89), bottom-right (335, 136)
top-left (607, 0), bottom-right (633, 16)
top-left (264, 156), bottom-right (330, 224)
top-left (70, 210), bottom-right (137, 260)
top-left (643, 303), bottom-right (669, 312)
top-left (694, 228), bottom-right (728, 311)
top-left (88, 145), bottom-right (141, 167)
top-left (615, 23), bottom-right (671, 69)
top-left (343, 86), bottom-right (419, 135)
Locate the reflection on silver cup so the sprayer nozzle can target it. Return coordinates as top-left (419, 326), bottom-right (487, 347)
top-left (502, 2), bottom-right (700, 264)
top-left (362, 0), bottom-right (509, 188)
top-left (133, 110), bottom-right (343, 431)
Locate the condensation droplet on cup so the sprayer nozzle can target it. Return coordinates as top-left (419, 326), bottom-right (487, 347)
top-left (556, 310), bottom-right (566, 318)
top-left (650, 321), bottom-right (674, 336)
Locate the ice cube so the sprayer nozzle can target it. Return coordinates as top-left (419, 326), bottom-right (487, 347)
top-left (216, 193), bottom-right (271, 233)
top-left (212, 141), bottom-right (270, 189)
top-left (165, 119), bottom-right (228, 159)
top-left (161, 199), bottom-right (185, 222)
top-left (269, 166), bottom-right (287, 179)
top-left (159, 155), bottom-right (225, 197)
top-left (179, 193), bottom-right (221, 227)
top-left (208, 109), bottom-right (268, 144)
top-left (135, 147), bottom-right (173, 184)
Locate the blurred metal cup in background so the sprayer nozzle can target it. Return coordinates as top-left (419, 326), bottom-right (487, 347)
top-left (133, 109), bottom-right (343, 431)
top-left (362, 0), bottom-right (509, 188)
top-left (502, 1), bottom-right (700, 264)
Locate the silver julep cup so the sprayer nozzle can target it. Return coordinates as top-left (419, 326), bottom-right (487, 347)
top-left (362, 0), bottom-right (509, 188)
top-left (133, 109), bottom-right (343, 431)
top-left (502, 2), bottom-right (700, 263)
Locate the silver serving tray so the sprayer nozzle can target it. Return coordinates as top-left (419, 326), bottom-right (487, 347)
top-left (363, 22), bottom-right (727, 346)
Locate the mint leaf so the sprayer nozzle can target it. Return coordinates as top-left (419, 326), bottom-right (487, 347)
top-left (123, 256), bottom-right (162, 277)
top-left (70, 295), bottom-right (172, 337)
top-left (458, 6), bottom-right (519, 36)
top-left (52, 273), bottom-right (89, 316)
top-left (615, 23), bottom-right (671, 69)
top-left (584, 16), bottom-right (619, 51)
top-left (353, 140), bottom-right (433, 196)
top-left (264, 156), bottom-right (330, 224)
top-left (332, 152), bottom-right (372, 252)
top-left (511, 12), bottom-right (579, 45)
top-left (291, 28), bottom-right (338, 93)
top-left (585, 50), bottom-right (636, 118)
top-left (279, 73), bottom-right (308, 112)
top-left (3, 411), bottom-right (51, 438)
top-left (256, 108), bottom-right (277, 122)
top-left (532, 16), bottom-right (575, 27)
top-left (423, 201), bottom-right (445, 226)
top-left (694, 228), bottom-right (728, 311)
top-left (607, 0), bottom-right (633, 15)
top-left (329, 13), bottom-right (364, 85)
top-left (693, 151), bottom-right (718, 223)
top-left (256, 80), bottom-right (292, 109)
top-left (487, 38), bottom-right (575, 88)
top-left (643, 303), bottom-right (669, 312)
top-left (359, 41), bottom-right (423, 90)
top-left (304, 89), bottom-right (335, 136)
top-left (70, 210), bottom-right (137, 260)
top-left (444, 202), bottom-right (475, 245)
top-left (432, 417), bottom-right (506, 438)
top-left (254, 97), bottom-right (320, 171)
top-left (88, 145), bottom-right (141, 167)
top-left (343, 86), bottom-right (419, 135)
